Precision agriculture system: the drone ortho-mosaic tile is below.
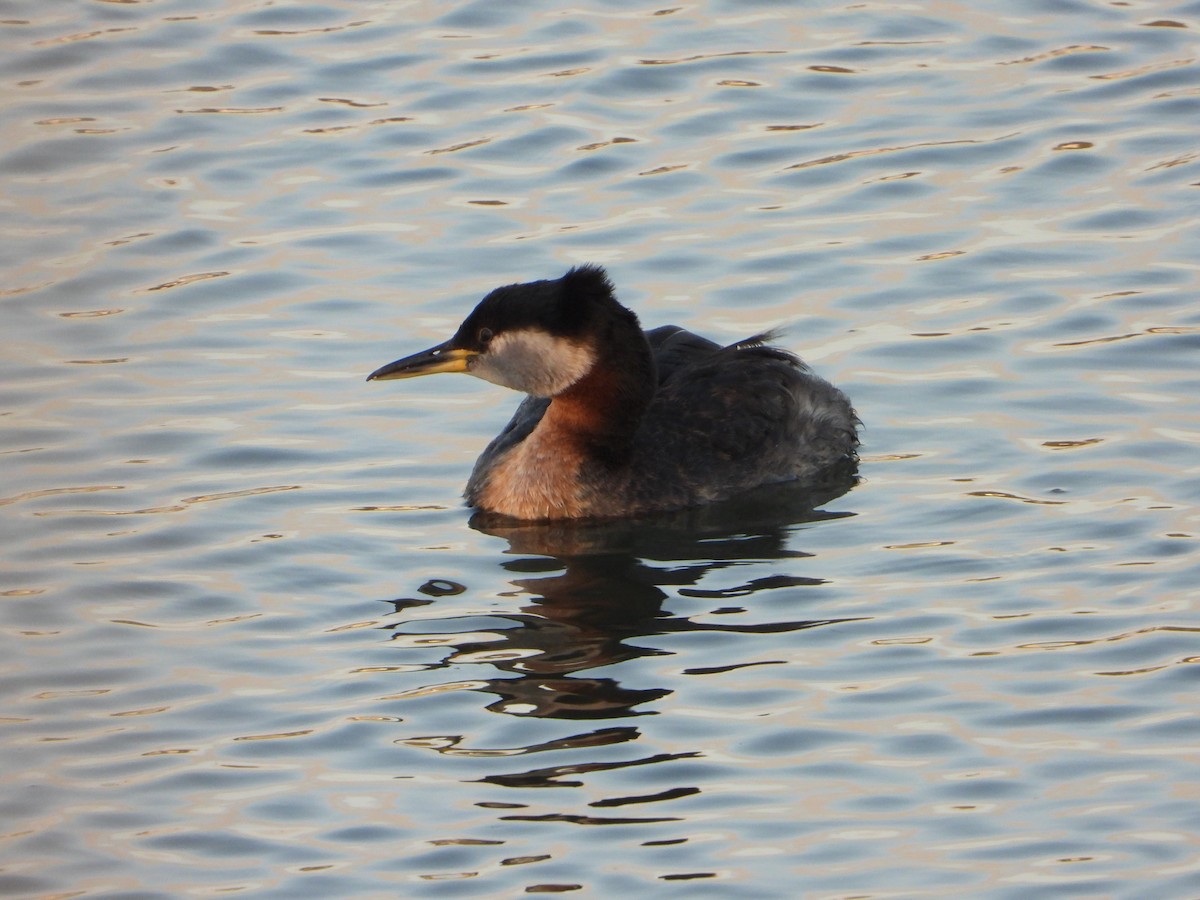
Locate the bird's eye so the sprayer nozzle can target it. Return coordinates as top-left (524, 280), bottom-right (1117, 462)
top-left (477, 327), bottom-right (494, 345)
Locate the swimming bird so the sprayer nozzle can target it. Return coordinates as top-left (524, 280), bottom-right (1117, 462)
top-left (367, 265), bottom-right (858, 520)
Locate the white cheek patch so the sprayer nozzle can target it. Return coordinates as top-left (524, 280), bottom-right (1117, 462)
top-left (470, 329), bottom-right (595, 397)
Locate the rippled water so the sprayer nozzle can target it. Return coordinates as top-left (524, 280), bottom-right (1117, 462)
top-left (3, 1), bottom-right (1199, 897)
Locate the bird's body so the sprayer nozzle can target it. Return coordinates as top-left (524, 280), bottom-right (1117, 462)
top-left (368, 265), bottom-right (858, 520)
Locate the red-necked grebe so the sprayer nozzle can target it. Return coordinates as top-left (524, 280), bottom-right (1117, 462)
top-left (367, 265), bottom-right (858, 520)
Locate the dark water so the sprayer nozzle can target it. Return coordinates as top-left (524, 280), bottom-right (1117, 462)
top-left (2, 1), bottom-right (1199, 897)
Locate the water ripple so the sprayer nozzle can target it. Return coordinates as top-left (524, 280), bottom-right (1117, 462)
top-left (1, 0), bottom-right (1197, 896)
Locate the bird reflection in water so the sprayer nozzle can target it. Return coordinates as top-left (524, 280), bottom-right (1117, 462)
top-left (380, 470), bottom-right (863, 726)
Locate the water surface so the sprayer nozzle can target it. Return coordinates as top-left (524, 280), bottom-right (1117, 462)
top-left (2, 1), bottom-right (1199, 897)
